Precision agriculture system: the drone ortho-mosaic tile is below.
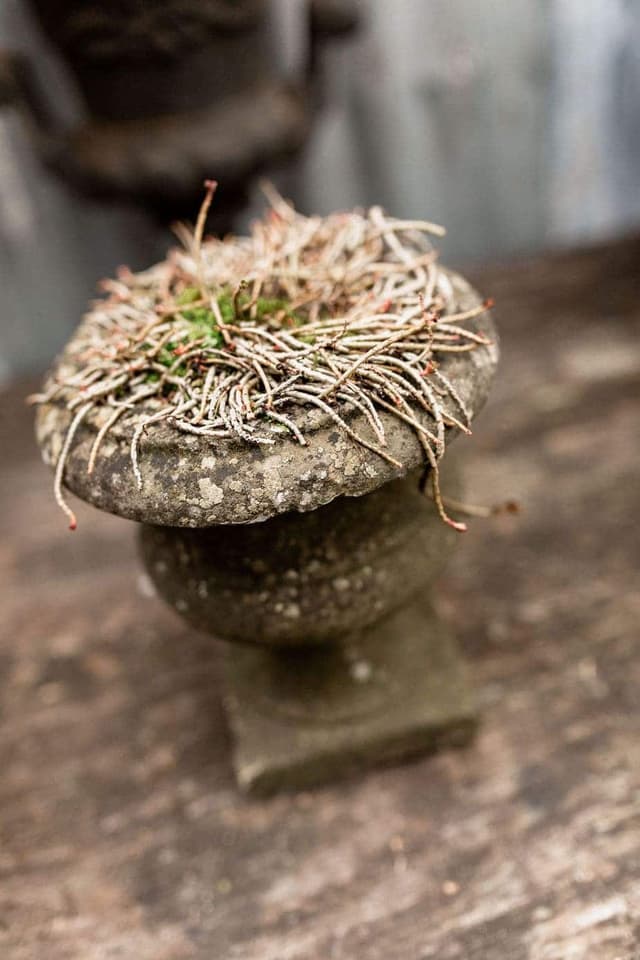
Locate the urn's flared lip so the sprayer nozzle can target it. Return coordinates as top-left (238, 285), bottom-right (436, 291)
top-left (35, 269), bottom-right (499, 527)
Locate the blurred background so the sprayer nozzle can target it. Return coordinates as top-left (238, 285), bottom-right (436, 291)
top-left (1, 0), bottom-right (640, 384)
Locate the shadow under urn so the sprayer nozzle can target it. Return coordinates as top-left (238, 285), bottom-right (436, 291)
top-left (35, 270), bottom-right (498, 795)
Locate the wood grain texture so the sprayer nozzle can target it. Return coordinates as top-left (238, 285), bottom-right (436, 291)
top-left (1, 237), bottom-right (640, 958)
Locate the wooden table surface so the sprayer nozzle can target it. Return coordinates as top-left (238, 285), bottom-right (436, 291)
top-left (2, 237), bottom-right (639, 959)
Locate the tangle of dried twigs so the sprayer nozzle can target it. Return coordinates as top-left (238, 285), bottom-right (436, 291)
top-left (31, 182), bottom-right (494, 531)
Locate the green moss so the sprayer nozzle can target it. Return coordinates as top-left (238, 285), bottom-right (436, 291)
top-left (176, 286), bottom-right (201, 305)
top-left (182, 306), bottom-right (215, 328)
top-left (157, 342), bottom-right (178, 367)
top-left (187, 313), bottom-right (224, 348)
top-left (136, 284), bottom-right (308, 392)
top-left (254, 296), bottom-right (305, 326)
top-left (157, 341), bottom-right (196, 370)
top-left (216, 292), bottom-right (237, 325)
top-left (213, 288), bottom-right (303, 326)
top-left (159, 286), bottom-right (305, 372)
top-left (173, 284), bottom-right (304, 328)
top-left (254, 296), bottom-right (292, 319)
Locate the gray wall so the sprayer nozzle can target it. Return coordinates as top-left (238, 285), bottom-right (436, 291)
top-left (292, 0), bottom-right (640, 260)
top-left (2, 0), bottom-right (640, 382)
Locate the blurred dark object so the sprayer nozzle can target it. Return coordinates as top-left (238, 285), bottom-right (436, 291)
top-left (308, 0), bottom-right (358, 74)
top-left (0, 48), bottom-right (53, 126)
top-left (0, 49), bottom-right (22, 106)
top-left (6, 0), bottom-right (358, 229)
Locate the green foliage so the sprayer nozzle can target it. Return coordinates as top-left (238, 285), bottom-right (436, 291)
top-left (175, 286), bottom-right (201, 305)
top-left (150, 285), bottom-right (307, 386)
top-left (138, 280), bottom-right (311, 393)
top-left (174, 284), bottom-right (302, 329)
top-left (182, 308), bottom-right (224, 348)
top-left (214, 288), bottom-right (302, 326)
top-left (254, 296), bottom-right (299, 322)
top-left (214, 292), bottom-right (236, 325)
top-left (157, 342), bottom-right (178, 366)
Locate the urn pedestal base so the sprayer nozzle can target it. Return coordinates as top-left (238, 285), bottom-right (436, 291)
top-left (139, 468), bottom-right (478, 795)
top-left (224, 595), bottom-right (476, 795)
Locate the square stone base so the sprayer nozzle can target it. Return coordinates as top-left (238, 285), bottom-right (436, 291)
top-left (223, 597), bottom-right (477, 795)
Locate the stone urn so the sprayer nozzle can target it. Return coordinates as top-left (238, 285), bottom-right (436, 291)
top-left (6, 0), bottom-right (358, 227)
top-left (35, 271), bottom-right (498, 795)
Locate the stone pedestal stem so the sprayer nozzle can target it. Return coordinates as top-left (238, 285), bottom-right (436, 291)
top-left (139, 469), bottom-right (474, 794)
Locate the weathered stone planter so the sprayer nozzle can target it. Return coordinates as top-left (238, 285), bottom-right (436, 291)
top-left (36, 270), bottom-right (498, 794)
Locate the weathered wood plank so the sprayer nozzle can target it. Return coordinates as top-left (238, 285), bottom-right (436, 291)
top-left (1, 237), bottom-right (639, 959)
